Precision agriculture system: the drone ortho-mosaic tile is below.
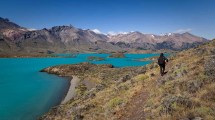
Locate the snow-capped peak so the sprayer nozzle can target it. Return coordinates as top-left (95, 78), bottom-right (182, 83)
top-left (27, 28), bottom-right (37, 31)
top-left (151, 35), bottom-right (155, 38)
top-left (91, 29), bottom-right (102, 34)
top-left (160, 33), bottom-right (173, 36)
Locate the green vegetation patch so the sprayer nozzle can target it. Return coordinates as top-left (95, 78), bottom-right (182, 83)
top-left (107, 97), bottom-right (125, 108)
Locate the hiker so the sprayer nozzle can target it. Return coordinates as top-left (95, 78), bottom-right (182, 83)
top-left (158, 53), bottom-right (168, 76)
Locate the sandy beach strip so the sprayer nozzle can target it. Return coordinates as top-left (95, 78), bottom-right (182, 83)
top-left (61, 76), bottom-right (80, 104)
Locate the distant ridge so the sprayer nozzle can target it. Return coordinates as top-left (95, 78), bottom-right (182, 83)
top-left (108, 31), bottom-right (208, 50)
top-left (0, 17), bottom-right (208, 56)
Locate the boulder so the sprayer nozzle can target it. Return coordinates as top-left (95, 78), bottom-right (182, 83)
top-left (96, 83), bottom-right (106, 91)
top-left (204, 56), bottom-right (215, 79)
top-left (160, 95), bottom-right (192, 115)
top-left (192, 117), bottom-right (203, 120)
top-left (83, 88), bottom-right (96, 100)
top-left (118, 75), bottom-right (131, 83)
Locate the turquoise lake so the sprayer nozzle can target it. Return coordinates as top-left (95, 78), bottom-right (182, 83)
top-left (0, 53), bottom-right (159, 120)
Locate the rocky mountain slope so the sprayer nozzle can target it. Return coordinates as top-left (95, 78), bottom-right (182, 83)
top-left (0, 17), bottom-right (208, 57)
top-left (40, 39), bottom-right (214, 120)
top-left (108, 32), bottom-right (207, 50)
top-left (0, 17), bottom-right (121, 56)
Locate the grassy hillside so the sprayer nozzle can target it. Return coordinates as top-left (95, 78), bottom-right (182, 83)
top-left (41, 40), bottom-right (215, 120)
top-left (137, 39), bottom-right (215, 119)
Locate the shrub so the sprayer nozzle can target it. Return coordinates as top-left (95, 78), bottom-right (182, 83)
top-left (108, 97), bottom-right (124, 108)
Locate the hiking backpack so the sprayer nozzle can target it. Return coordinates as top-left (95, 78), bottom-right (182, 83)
top-left (158, 57), bottom-right (165, 65)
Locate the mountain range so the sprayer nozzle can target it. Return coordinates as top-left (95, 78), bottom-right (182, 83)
top-left (0, 17), bottom-right (208, 56)
top-left (108, 31), bottom-right (207, 50)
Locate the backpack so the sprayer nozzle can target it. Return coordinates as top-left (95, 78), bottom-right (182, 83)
top-left (158, 57), bottom-right (165, 65)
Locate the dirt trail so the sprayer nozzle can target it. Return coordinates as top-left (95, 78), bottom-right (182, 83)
top-left (116, 62), bottom-right (173, 120)
top-left (116, 89), bottom-right (148, 120)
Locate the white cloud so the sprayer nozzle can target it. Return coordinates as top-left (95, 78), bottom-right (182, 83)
top-left (91, 29), bottom-right (102, 34)
top-left (174, 28), bottom-right (192, 33)
top-left (107, 31), bottom-right (134, 36)
top-left (91, 29), bottom-right (130, 35)
top-left (28, 28), bottom-right (37, 31)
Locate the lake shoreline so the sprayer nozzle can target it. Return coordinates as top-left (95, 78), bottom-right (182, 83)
top-left (40, 62), bottom-right (149, 119)
top-left (61, 76), bottom-right (80, 104)
top-left (0, 53), bottom-right (161, 120)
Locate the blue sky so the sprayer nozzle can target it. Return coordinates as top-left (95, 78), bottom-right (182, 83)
top-left (0, 0), bottom-right (214, 39)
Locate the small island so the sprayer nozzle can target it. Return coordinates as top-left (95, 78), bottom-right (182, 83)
top-left (109, 52), bottom-right (125, 58)
top-left (87, 56), bottom-right (105, 61)
top-left (137, 56), bottom-right (159, 62)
